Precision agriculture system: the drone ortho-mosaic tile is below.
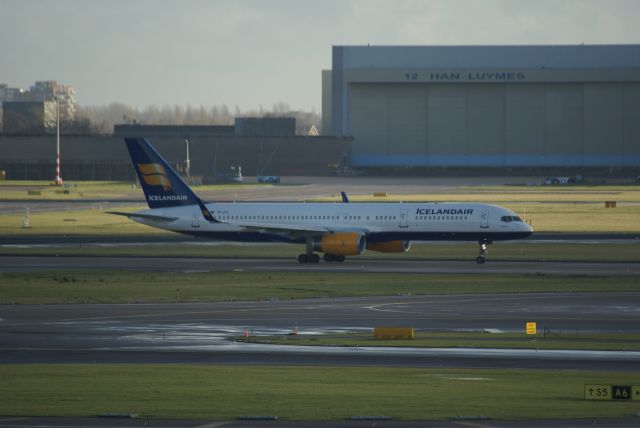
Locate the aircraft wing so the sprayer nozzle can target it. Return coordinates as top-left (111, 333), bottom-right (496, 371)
top-left (107, 211), bottom-right (179, 223)
top-left (229, 220), bottom-right (369, 237)
top-left (232, 221), bottom-right (329, 236)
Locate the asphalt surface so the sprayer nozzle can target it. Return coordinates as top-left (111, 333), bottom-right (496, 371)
top-left (2, 293), bottom-right (640, 370)
top-left (1, 255), bottom-right (639, 276)
top-left (2, 232), bottom-right (640, 246)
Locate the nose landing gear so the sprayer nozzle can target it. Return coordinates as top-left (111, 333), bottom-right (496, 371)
top-left (476, 239), bottom-right (491, 264)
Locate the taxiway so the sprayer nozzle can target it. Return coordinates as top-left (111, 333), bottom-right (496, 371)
top-left (2, 293), bottom-right (640, 370)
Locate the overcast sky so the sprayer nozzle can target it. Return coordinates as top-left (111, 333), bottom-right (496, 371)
top-left (1, 0), bottom-right (638, 111)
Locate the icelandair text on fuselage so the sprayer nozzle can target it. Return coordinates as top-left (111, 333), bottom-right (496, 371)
top-left (149, 194), bottom-right (188, 201)
top-left (416, 208), bottom-right (474, 215)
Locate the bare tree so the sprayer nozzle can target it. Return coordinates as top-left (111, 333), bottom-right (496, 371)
top-left (75, 102), bottom-right (320, 135)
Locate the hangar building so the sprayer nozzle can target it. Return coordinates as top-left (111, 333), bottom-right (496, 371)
top-left (323, 45), bottom-right (640, 169)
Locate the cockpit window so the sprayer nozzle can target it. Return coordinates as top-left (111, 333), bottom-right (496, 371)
top-left (501, 216), bottom-right (524, 222)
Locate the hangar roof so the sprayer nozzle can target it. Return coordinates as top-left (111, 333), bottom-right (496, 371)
top-left (334, 45), bottom-right (640, 69)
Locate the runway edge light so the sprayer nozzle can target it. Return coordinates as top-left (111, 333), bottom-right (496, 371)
top-left (526, 322), bottom-right (536, 335)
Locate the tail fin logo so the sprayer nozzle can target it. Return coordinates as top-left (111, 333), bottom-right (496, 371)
top-left (137, 163), bottom-right (171, 191)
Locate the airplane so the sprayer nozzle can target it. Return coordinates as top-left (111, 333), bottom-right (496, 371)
top-left (110, 138), bottom-right (533, 264)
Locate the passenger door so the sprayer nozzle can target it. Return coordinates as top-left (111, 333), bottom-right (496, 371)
top-left (399, 209), bottom-right (408, 228)
top-left (192, 206), bottom-right (200, 228)
top-left (480, 210), bottom-right (489, 229)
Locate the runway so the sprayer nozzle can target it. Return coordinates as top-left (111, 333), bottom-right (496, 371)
top-left (1, 255), bottom-right (639, 275)
top-left (2, 293), bottom-right (640, 370)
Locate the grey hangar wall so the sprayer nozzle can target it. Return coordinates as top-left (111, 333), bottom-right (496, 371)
top-left (324, 45), bottom-right (640, 168)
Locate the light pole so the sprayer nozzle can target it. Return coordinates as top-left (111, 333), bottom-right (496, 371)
top-left (54, 96), bottom-right (63, 186)
top-left (185, 138), bottom-right (191, 180)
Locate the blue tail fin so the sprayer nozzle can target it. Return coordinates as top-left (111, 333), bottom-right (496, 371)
top-left (124, 138), bottom-right (201, 209)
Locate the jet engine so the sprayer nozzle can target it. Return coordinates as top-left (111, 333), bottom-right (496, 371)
top-left (366, 240), bottom-right (411, 253)
top-left (313, 232), bottom-right (366, 256)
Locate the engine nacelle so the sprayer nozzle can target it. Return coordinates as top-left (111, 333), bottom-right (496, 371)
top-left (366, 240), bottom-right (411, 253)
top-left (313, 232), bottom-right (366, 256)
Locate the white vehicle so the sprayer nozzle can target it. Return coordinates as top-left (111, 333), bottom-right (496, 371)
top-left (112, 138), bottom-right (533, 264)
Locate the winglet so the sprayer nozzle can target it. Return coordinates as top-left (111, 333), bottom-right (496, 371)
top-left (341, 191), bottom-right (350, 203)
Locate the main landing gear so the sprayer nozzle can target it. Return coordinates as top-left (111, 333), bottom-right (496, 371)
top-left (297, 239), bottom-right (346, 263)
top-left (298, 238), bottom-right (321, 264)
top-left (323, 253), bottom-right (345, 263)
top-left (476, 239), bottom-right (491, 264)
top-left (297, 253), bottom-right (320, 263)
top-left (297, 253), bottom-right (346, 263)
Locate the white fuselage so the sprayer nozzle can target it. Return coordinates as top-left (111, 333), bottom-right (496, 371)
top-left (132, 201), bottom-right (532, 243)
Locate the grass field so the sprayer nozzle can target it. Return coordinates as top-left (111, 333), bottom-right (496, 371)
top-left (1, 365), bottom-right (639, 420)
top-left (2, 202), bottom-right (640, 234)
top-left (1, 271), bottom-right (639, 304)
top-left (2, 182), bottom-right (640, 234)
top-left (237, 331), bottom-right (640, 351)
top-left (0, 180), bottom-right (267, 200)
top-left (317, 185), bottom-right (640, 203)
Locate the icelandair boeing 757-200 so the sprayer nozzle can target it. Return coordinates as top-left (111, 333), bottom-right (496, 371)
top-left (111, 138), bottom-right (533, 264)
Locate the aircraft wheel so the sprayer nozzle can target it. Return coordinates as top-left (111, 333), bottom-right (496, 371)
top-left (298, 254), bottom-right (308, 263)
top-left (475, 256), bottom-right (486, 264)
top-left (309, 253), bottom-right (320, 263)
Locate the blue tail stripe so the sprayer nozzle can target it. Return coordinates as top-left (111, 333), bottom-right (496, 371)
top-left (124, 138), bottom-right (200, 209)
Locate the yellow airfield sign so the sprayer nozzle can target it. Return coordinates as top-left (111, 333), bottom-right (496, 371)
top-left (585, 384), bottom-right (611, 400)
top-left (585, 384), bottom-right (640, 401)
top-left (525, 322), bottom-right (536, 335)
